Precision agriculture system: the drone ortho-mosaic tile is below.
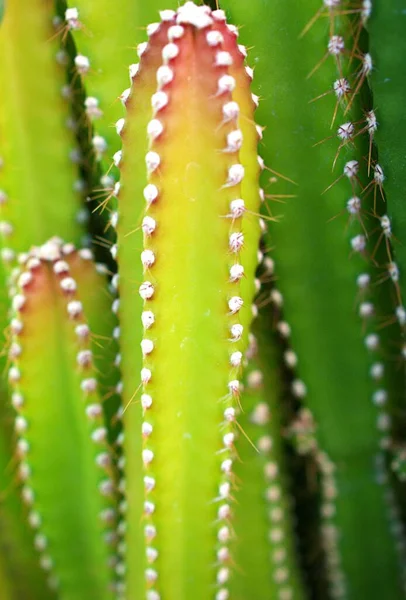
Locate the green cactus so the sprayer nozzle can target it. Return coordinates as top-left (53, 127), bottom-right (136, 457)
top-left (230, 313), bottom-right (306, 600)
top-left (114, 10), bottom-right (273, 599)
top-left (8, 239), bottom-right (119, 599)
top-left (0, 0), bottom-right (84, 260)
top-left (368, 1), bottom-right (406, 302)
top-left (0, 1), bottom-right (405, 599)
top-left (221, 0), bottom-right (406, 597)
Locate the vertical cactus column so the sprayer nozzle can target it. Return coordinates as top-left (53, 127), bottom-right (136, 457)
top-left (8, 239), bottom-right (117, 600)
top-left (0, 0), bottom-right (83, 261)
top-left (368, 0), bottom-right (406, 334)
top-left (366, 1), bottom-right (406, 498)
top-left (221, 0), bottom-right (406, 597)
top-left (115, 4), bottom-right (262, 598)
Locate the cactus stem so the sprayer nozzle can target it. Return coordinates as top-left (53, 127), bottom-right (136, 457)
top-left (115, 4), bottom-right (263, 597)
top-left (134, 21), bottom-right (251, 595)
top-left (366, 1), bottom-right (406, 350)
top-left (308, 1), bottom-right (406, 594)
top-left (8, 238), bottom-right (117, 599)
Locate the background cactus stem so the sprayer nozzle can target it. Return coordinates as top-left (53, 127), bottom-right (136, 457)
top-left (8, 238), bottom-right (118, 600)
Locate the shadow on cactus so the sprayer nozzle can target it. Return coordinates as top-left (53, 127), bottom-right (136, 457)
top-left (0, 1), bottom-right (405, 599)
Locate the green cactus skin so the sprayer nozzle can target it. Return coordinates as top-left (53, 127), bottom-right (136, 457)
top-left (0, 0), bottom-right (83, 262)
top-left (0, 400), bottom-right (57, 600)
top-left (231, 320), bottom-right (306, 600)
top-left (0, 421), bottom-right (56, 600)
top-left (220, 0), bottom-right (406, 597)
top-left (114, 4), bottom-right (263, 598)
top-left (7, 239), bottom-right (118, 600)
top-left (0, 237), bottom-right (56, 599)
top-left (0, 555), bottom-right (13, 600)
top-left (64, 0), bottom-right (179, 177)
top-left (368, 1), bottom-right (406, 330)
top-left (67, 247), bottom-right (121, 436)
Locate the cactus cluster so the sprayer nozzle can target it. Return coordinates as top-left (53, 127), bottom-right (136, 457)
top-left (0, 1), bottom-right (405, 599)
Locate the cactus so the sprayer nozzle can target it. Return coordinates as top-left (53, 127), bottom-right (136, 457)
top-left (114, 7), bottom-right (277, 598)
top-left (0, 1), bottom-right (405, 600)
top-left (221, 0), bottom-right (406, 597)
top-left (0, 0), bottom-right (84, 261)
top-left (8, 238), bottom-right (119, 599)
top-left (368, 1), bottom-right (406, 302)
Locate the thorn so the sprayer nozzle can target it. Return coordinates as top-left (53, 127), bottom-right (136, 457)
top-left (264, 166), bottom-right (298, 186)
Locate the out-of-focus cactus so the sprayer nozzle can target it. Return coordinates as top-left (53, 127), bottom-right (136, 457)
top-left (222, 0), bottom-right (406, 597)
top-left (0, 0), bottom-right (84, 261)
top-left (0, 1), bottom-right (405, 599)
top-left (8, 238), bottom-right (119, 599)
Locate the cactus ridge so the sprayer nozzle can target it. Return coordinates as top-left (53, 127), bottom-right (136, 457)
top-left (258, 253), bottom-right (327, 598)
top-left (263, 254), bottom-right (337, 594)
top-left (366, 1), bottom-right (406, 363)
top-left (318, 0), bottom-right (404, 448)
top-left (366, 0), bottom-right (406, 489)
top-left (309, 0), bottom-right (405, 366)
top-left (7, 238), bottom-right (118, 599)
